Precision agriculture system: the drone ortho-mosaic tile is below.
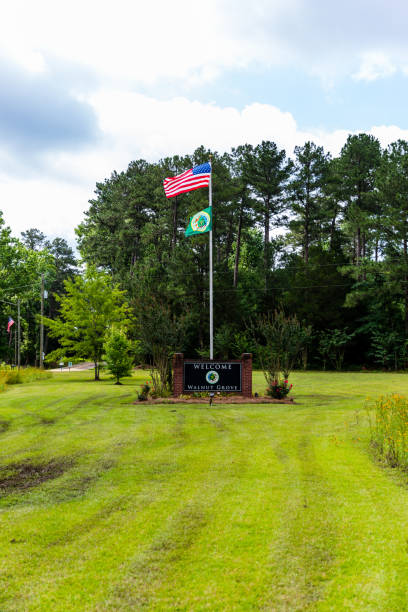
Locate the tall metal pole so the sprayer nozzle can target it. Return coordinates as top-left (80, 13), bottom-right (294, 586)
top-left (40, 273), bottom-right (44, 368)
top-left (209, 160), bottom-right (213, 360)
top-left (17, 299), bottom-right (21, 370)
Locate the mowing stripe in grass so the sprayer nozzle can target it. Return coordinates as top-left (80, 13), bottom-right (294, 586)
top-left (3, 372), bottom-right (408, 609)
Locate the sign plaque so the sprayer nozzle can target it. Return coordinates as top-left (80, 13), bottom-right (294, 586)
top-left (183, 361), bottom-right (242, 392)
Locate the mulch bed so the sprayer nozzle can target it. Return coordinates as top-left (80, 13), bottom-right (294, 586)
top-left (136, 395), bottom-right (294, 405)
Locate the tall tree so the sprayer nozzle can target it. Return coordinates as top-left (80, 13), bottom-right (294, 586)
top-left (43, 267), bottom-right (130, 380)
top-left (76, 160), bottom-right (157, 283)
top-left (287, 142), bottom-right (330, 264)
top-left (229, 146), bottom-right (256, 287)
top-left (21, 228), bottom-right (46, 251)
top-left (376, 140), bottom-right (408, 333)
top-left (337, 134), bottom-right (382, 267)
top-left (241, 141), bottom-right (292, 289)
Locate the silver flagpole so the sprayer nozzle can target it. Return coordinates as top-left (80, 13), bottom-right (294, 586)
top-left (209, 159), bottom-right (213, 360)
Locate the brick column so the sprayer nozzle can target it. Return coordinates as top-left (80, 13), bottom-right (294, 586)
top-left (173, 353), bottom-right (184, 397)
top-left (241, 353), bottom-right (252, 398)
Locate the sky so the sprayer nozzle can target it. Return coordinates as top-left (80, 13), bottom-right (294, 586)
top-left (1, 0), bottom-right (408, 245)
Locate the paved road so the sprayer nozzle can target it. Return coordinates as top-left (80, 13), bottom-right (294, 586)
top-left (49, 361), bottom-right (94, 372)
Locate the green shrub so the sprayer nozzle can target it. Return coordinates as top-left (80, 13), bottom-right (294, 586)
top-left (137, 381), bottom-right (151, 401)
top-left (104, 329), bottom-right (133, 384)
top-left (266, 379), bottom-right (293, 399)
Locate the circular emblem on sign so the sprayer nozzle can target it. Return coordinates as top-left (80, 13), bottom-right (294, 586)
top-left (191, 210), bottom-right (211, 233)
top-left (206, 370), bottom-right (219, 384)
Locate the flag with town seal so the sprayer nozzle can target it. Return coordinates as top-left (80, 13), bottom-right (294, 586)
top-left (185, 206), bottom-right (212, 237)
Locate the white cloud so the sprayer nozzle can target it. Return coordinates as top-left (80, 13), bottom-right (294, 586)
top-left (1, 0), bottom-right (408, 86)
top-left (353, 52), bottom-right (397, 82)
top-left (87, 90), bottom-right (397, 162)
top-left (0, 174), bottom-right (89, 245)
top-left (2, 93), bottom-right (408, 242)
top-left (370, 124), bottom-right (408, 147)
top-left (0, 0), bottom-right (249, 86)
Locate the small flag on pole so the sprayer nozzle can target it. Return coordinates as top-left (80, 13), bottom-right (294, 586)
top-left (7, 317), bottom-right (14, 333)
top-left (163, 163), bottom-right (211, 198)
top-left (185, 207), bottom-right (212, 236)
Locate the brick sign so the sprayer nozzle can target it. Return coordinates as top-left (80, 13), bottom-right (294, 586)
top-left (173, 353), bottom-right (252, 397)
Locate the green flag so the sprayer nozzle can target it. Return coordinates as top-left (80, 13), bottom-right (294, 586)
top-left (185, 207), bottom-right (212, 237)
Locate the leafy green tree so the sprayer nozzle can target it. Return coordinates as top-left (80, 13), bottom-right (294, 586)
top-left (0, 215), bottom-right (53, 364)
top-left (250, 310), bottom-right (312, 386)
top-left (42, 237), bottom-right (77, 356)
top-left (43, 267), bottom-right (130, 380)
top-left (318, 328), bottom-right (354, 370)
top-left (135, 294), bottom-right (191, 396)
top-left (370, 329), bottom-right (405, 371)
top-left (104, 329), bottom-right (133, 384)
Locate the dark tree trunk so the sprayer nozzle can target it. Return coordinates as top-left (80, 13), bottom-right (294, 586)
top-left (357, 226), bottom-right (361, 262)
top-left (264, 201), bottom-right (270, 289)
top-left (304, 217), bottom-right (310, 265)
top-left (171, 196), bottom-right (178, 251)
top-left (233, 204), bottom-right (243, 288)
top-left (329, 207), bottom-right (338, 251)
top-left (404, 238), bottom-right (408, 335)
top-left (225, 214), bottom-right (235, 262)
top-left (304, 181), bottom-right (310, 264)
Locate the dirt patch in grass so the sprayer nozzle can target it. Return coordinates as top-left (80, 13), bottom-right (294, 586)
top-left (38, 416), bottom-right (57, 425)
top-left (51, 459), bottom-right (116, 503)
top-left (0, 420), bottom-right (10, 433)
top-left (0, 457), bottom-right (74, 494)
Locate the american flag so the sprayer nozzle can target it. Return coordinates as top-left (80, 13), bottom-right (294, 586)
top-left (163, 163), bottom-right (211, 198)
top-left (7, 316), bottom-right (14, 333)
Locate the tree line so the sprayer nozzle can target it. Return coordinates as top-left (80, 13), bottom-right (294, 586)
top-left (2, 132), bottom-right (408, 371)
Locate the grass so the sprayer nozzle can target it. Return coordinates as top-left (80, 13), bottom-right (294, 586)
top-left (1, 370), bottom-right (408, 609)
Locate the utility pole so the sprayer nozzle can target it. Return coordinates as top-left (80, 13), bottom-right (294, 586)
top-left (40, 273), bottom-right (44, 368)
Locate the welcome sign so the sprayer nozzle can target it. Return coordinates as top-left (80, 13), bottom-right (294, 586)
top-left (183, 361), bottom-right (242, 392)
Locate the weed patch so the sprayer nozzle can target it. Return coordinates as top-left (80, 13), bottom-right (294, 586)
top-left (0, 367), bottom-right (52, 388)
top-left (368, 394), bottom-right (408, 468)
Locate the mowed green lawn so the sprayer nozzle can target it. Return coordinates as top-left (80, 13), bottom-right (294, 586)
top-left (1, 371), bottom-right (408, 611)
